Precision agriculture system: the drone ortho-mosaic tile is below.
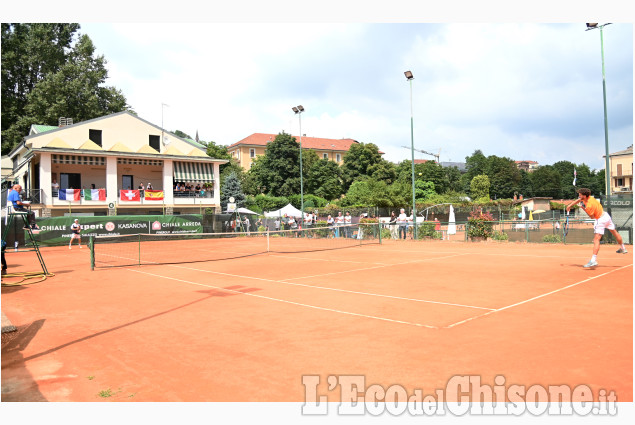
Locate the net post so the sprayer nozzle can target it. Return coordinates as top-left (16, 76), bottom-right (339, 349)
top-left (89, 236), bottom-right (95, 271)
top-left (378, 222), bottom-right (382, 244)
top-left (267, 229), bottom-right (270, 252)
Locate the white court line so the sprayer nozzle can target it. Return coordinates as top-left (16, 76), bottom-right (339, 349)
top-left (128, 268), bottom-right (438, 329)
top-left (280, 253), bottom-right (471, 282)
top-left (444, 264), bottom-right (633, 329)
top-left (376, 247), bottom-right (604, 259)
top-left (168, 262), bottom-right (494, 311)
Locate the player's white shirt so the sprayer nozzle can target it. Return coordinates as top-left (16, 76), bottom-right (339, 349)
top-left (344, 215), bottom-right (352, 225)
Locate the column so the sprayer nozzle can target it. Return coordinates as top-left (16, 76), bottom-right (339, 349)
top-left (106, 156), bottom-right (118, 204)
top-left (163, 161), bottom-right (174, 205)
top-left (40, 153), bottom-right (52, 206)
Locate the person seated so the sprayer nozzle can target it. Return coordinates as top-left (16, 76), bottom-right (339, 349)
top-left (7, 184), bottom-right (38, 229)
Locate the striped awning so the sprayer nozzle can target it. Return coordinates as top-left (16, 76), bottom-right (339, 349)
top-left (173, 162), bottom-right (215, 182)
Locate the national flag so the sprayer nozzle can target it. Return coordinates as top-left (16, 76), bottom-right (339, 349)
top-left (120, 190), bottom-right (141, 201)
top-left (59, 189), bottom-right (81, 201)
top-left (145, 190), bottom-right (164, 201)
top-left (83, 189), bottom-right (106, 201)
top-left (573, 168), bottom-right (577, 186)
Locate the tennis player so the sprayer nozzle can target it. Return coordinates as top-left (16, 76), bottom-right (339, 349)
top-left (566, 188), bottom-right (627, 268)
top-left (69, 219), bottom-right (82, 249)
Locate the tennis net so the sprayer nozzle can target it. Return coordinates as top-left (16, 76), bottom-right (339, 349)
top-left (90, 223), bottom-right (381, 269)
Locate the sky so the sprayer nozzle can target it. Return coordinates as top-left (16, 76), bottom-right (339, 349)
top-left (77, 21), bottom-right (633, 171)
top-left (4, 2), bottom-right (634, 173)
top-left (3, 2), bottom-right (635, 422)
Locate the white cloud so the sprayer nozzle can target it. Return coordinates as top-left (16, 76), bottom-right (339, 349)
top-left (81, 22), bottom-right (632, 169)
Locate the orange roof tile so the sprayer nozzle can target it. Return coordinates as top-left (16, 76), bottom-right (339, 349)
top-left (228, 133), bottom-right (361, 152)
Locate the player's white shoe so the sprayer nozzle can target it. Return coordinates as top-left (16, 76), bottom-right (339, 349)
top-left (616, 248), bottom-right (628, 254)
top-left (583, 260), bottom-right (598, 268)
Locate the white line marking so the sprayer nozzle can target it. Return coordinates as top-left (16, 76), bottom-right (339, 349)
top-left (444, 264), bottom-right (633, 328)
top-left (128, 268), bottom-right (438, 329)
top-left (167, 263), bottom-right (494, 311)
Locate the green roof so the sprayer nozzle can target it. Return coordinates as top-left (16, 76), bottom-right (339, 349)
top-left (33, 124), bottom-right (58, 133)
top-left (185, 137), bottom-right (206, 149)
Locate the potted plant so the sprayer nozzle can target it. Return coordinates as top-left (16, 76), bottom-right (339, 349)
top-left (202, 182), bottom-right (214, 197)
top-left (467, 210), bottom-right (495, 241)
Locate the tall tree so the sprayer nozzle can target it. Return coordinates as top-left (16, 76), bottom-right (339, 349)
top-left (470, 174), bottom-right (490, 201)
top-left (248, 132), bottom-right (301, 197)
top-left (306, 158), bottom-right (343, 201)
top-left (2, 27), bottom-right (129, 154)
top-left (2, 23), bottom-right (79, 137)
top-left (461, 150), bottom-right (488, 192)
top-left (220, 171), bottom-right (245, 210)
top-left (529, 165), bottom-right (562, 198)
top-left (340, 142), bottom-right (387, 190)
top-left (486, 155), bottom-right (521, 199)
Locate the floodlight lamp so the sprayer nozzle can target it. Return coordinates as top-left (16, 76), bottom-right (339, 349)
top-left (586, 23), bottom-right (598, 28)
top-left (297, 105), bottom-right (304, 112)
top-left (404, 70), bottom-right (414, 80)
top-left (292, 106), bottom-right (299, 113)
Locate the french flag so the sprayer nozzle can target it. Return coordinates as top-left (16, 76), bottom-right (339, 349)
top-left (59, 189), bottom-right (81, 201)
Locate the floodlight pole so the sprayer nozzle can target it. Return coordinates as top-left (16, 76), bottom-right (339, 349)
top-left (405, 71), bottom-right (417, 240)
top-left (586, 23), bottom-right (612, 214)
top-left (293, 105), bottom-right (305, 218)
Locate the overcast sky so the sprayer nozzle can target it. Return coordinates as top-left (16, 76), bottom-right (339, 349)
top-left (5, 1), bottom-right (633, 173)
top-left (76, 21), bottom-right (632, 170)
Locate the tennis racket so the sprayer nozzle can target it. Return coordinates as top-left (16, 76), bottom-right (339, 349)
top-left (563, 211), bottom-right (570, 237)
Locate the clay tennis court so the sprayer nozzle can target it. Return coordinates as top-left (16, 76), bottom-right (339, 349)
top-left (1, 238), bottom-right (632, 402)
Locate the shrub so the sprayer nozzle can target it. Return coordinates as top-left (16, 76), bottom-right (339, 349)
top-left (543, 234), bottom-right (562, 243)
top-left (467, 210), bottom-right (495, 239)
top-left (491, 231), bottom-right (508, 241)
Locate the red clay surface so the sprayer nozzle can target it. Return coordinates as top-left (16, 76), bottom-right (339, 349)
top-left (1, 239), bottom-right (632, 403)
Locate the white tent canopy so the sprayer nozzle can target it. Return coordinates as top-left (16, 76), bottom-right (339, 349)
top-left (264, 203), bottom-right (303, 218)
top-left (236, 207), bottom-right (259, 215)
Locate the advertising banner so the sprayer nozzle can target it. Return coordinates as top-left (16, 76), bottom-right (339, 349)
top-left (33, 215), bottom-right (203, 245)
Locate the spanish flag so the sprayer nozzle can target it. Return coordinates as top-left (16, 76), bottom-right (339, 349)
top-left (145, 190), bottom-right (164, 201)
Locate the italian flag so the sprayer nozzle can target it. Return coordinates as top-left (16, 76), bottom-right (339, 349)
top-left (145, 190), bottom-right (164, 201)
top-left (83, 189), bottom-right (106, 201)
top-left (58, 189), bottom-right (81, 201)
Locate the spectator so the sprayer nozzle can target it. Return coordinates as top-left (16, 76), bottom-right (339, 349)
top-left (138, 182), bottom-right (144, 198)
top-left (389, 211), bottom-right (398, 240)
top-left (51, 178), bottom-right (60, 194)
top-left (274, 217), bottom-right (281, 231)
top-left (147, 182), bottom-right (153, 190)
top-left (243, 216), bottom-right (251, 235)
top-left (397, 208), bottom-right (407, 240)
top-left (335, 211), bottom-right (344, 238)
top-left (344, 212), bottom-right (352, 238)
top-left (327, 214), bottom-right (335, 238)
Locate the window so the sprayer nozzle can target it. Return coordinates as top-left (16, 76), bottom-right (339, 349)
top-left (323, 153), bottom-right (328, 160)
top-left (89, 129), bottom-right (102, 147)
top-left (149, 135), bottom-right (161, 151)
top-left (122, 175), bottom-right (133, 190)
top-left (60, 173), bottom-right (81, 190)
top-left (250, 148), bottom-right (256, 158)
top-left (336, 153), bottom-right (341, 162)
top-left (616, 178), bottom-right (624, 187)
